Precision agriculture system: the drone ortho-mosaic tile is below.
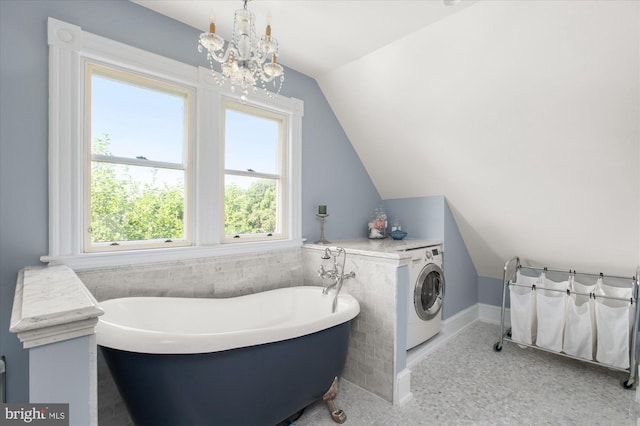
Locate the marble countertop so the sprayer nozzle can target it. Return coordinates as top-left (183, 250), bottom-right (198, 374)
top-left (10, 264), bottom-right (104, 348)
top-left (304, 237), bottom-right (443, 260)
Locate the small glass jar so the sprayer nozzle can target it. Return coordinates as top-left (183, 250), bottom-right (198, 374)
top-left (368, 207), bottom-right (387, 239)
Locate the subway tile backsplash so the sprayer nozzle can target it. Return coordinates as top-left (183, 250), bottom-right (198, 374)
top-left (79, 246), bottom-right (400, 426)
top-left (302, 247), bottom-right (398, 402)
top-left (77, 248), bottom-right (303, 426)
top-left (77, 249), bottom-right (303, 302)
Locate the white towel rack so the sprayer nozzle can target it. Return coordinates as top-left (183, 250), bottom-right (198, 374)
top-left (494, 256), bottom-right (640, 389)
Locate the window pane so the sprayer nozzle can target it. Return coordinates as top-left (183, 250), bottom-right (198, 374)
top-left (225, 108), bottom-right (280, 174)
top-left (91, 71), bottom-right (186, 163)
top-left (224, 175), bottom-right (277, 236)
top-left (91, 162), bottom-right (185, 243)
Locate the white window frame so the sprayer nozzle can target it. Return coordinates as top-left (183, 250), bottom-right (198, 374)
top-left (44, 18), bottom-right (303, 269)
top-left (85, 63), bottom-right (194, 252)
top-left (222, 100), bottom-right (288, 242)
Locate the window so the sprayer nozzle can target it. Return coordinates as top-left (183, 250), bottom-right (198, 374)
top-left (223, 102), bottom-right (286, 241)
top-left (86, 65), bottom-right (192, 251)
top-left (45, 18), bottom-right (303, 269)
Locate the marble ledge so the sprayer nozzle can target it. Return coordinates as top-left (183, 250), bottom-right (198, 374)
top-left (10, 265), bottom-right (104, 349)
top-left (304, 237), bottom-right (442, 265)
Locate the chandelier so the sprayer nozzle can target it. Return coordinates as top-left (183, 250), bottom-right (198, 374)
top-left (198, 0), bottom-right (284, 102)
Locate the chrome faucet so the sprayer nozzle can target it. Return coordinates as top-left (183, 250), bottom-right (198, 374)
top-left (317, 247), bottom-right (356, 312)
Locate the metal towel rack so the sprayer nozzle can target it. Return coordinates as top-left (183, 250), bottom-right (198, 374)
top-left (494, 256), bottom-right (640, 389)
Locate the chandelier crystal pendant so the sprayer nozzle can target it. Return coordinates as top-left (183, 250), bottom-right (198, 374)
top-left (198, 0), bottom-right (284, 102)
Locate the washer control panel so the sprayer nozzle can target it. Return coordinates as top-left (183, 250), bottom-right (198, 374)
top-left (429, 247), bottom-right (443, 261)
top-left (404, 245), bottom-right (443, 266)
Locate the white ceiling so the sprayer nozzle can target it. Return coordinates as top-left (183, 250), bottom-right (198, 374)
top-left (132, 0), bottom-right (640, 279)
top-left (131, 0), bottom-right (477, 78)
top-left (318, 0), bottom-right (640, 278)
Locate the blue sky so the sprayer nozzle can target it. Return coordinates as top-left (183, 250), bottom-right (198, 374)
top-left (91, 73), bottom-right (280, 178)
top-left (91, 74), bottom-right (184, 163)
top-left (225, 108), bottom-right (279, 174)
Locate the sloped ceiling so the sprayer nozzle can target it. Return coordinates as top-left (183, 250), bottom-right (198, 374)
top-left (131, 0), bottom-right (477, 78)
top-left (318, 0), bottom-right (640, 279)
top-left (133, 0), bottom-right (639, 279)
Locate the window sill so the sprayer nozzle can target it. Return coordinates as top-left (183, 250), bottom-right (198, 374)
top-left (41, 239), bottom-right (306, 271)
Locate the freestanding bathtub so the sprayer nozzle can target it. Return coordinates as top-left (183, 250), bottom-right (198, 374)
top-left (96, 286), bottom-right (360, 426)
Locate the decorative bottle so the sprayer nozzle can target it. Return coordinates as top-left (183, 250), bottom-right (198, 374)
top-left (368, 206), bottom-right (387, 239)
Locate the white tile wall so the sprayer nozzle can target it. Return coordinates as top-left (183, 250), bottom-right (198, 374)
top-left (77, 248), bottom-right (303, 426)
top-left (80, 246), bottom-right (400, 425)
top-left (302, 246), bottom-right (400, 402)
top-left (77, 249), bottom-right (303, 302)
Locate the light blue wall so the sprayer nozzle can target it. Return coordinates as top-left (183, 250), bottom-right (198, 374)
top-left (0, 0), bottom-right (380, 401)
top-left (478, 276), bottom-right (506, 307)
top-left (30, 336), bottom-right (94, 426)
top-left (385, 196), bottom-right (445, 241)
top-left (443, 201), bottom-right (478, 317)
top-left (296, 75), bottom-right (382, 242)
top-left (385, 196), bottom-right (478, 320)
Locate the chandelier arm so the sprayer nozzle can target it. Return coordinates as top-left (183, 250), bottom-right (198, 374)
top-left (246, 57), bottom-right (265, 74)
top-left (254, 49), bottom-right (273, 67)
top-left (198, 0), bottom-right (283, 102)
top-left (208, 44), bottom-right (239, 64)
top-left (259, 68), bottom-right (276, 83)
top-left (258, 64), bottom-right (285, 84)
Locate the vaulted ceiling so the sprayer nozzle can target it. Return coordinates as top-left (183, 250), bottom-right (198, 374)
top-left (132, 0), bottom-right (478, 79)
top-left (133, 0), bottom-right (640, 279)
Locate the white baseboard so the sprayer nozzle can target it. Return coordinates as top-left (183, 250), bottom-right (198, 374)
top-left (406, 303), bottom-right (480, 369)
top-left (393, 368), bottom-right (413, 406)
top-left (399, 302), bottom-right (508, 405)
top-left (478, 302), bottom-right (510, 326)
top-left (405, 303), bottom-right (509, 369)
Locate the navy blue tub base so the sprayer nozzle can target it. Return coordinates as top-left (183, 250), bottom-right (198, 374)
top-left (100, 323), bottom-right (350, 426)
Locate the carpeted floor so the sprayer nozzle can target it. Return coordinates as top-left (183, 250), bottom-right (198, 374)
top-left (294, 321), bottom-right (637, 425)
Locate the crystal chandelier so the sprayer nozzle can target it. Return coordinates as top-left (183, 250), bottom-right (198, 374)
top-left (198, 0), bottom-right (284, 102)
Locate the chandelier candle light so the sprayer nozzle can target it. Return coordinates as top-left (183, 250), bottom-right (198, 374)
top-left (198, 0), bottom-right (284, 102)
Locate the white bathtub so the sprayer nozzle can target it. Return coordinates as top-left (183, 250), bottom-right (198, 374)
top-left (96, 285), bottom-right (360, 425)
top-left (96, 285), bottom-right (360, 354)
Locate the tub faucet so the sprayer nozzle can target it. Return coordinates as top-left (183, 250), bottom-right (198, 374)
top-left (317, 247), bottom-right (356, 313)
top-left (318, 247), bottom-right (343, 293)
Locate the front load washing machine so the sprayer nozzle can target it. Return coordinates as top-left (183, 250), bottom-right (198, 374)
top-left (406, 245), bottom-right (445, 350)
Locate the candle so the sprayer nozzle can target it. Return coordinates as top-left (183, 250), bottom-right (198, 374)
top-left (318, 205), bottom-right (327, 215)
top-left (209, 15), bottom-right (216, 34)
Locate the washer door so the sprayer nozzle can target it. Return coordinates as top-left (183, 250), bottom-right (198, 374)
top-left (414, 263), bottom-right (445, 321)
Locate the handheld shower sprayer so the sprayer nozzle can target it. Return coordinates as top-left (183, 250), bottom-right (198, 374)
top-left (321, 247), bottom-right (342, 260)
top-left (321, 248), bottom-right (331, 260)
